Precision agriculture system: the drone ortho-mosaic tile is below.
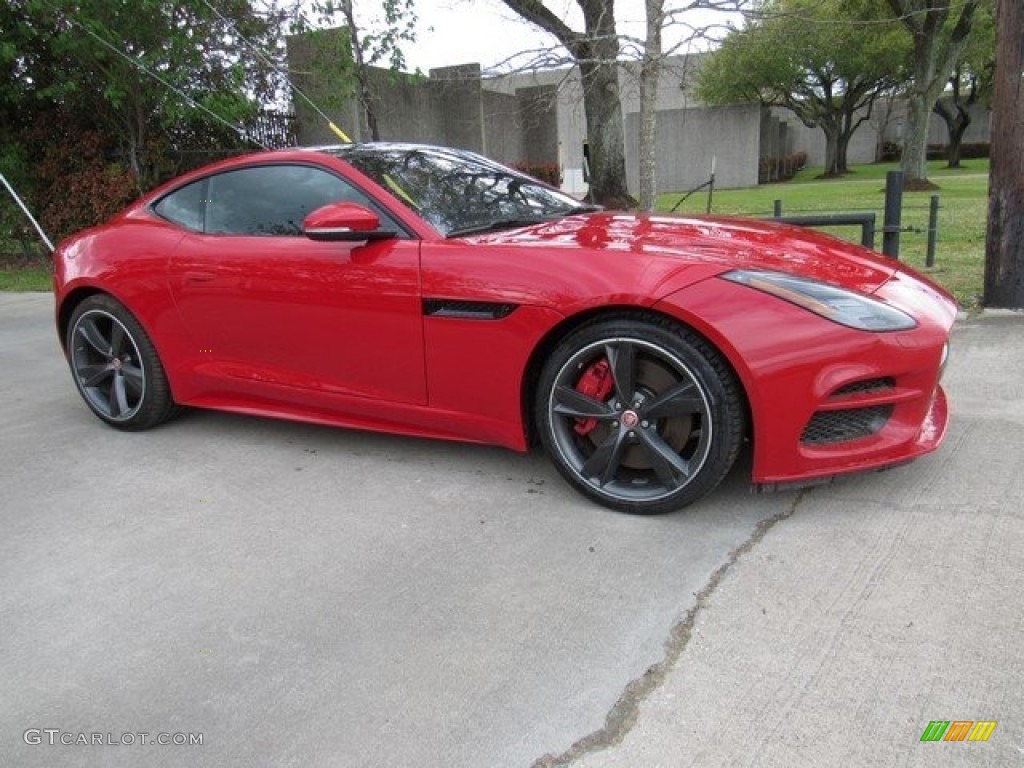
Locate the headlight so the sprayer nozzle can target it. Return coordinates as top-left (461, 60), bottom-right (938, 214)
top-left (721, 270), bottom-right (917, 332)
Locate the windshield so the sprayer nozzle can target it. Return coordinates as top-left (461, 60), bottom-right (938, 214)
top-left (324, 144), bottom-right (596, 238)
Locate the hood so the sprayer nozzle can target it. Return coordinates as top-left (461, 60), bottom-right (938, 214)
top-left (469, 212), bottom-right (898, 295)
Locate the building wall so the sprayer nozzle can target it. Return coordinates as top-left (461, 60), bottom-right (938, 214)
top-left (515, 85), bottom-right (560, 166)
top-left (287, 31), bottom-right (992, 198)
top-left (365, 69), bottom-right (446, 144)
top-left (773, 99), bottom-right (992, 169)
top-left (626, 104), bottom-right (762, 193)
top-left (430, 65), bottom-right (486, 154)
top-left (773, 109), bottom-right (881, 168)
top-left (481, 89), bottom-right (523, 164)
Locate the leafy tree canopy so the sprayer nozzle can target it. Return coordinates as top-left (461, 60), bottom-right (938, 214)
top-left (697, 0), bottom-right (909, 174)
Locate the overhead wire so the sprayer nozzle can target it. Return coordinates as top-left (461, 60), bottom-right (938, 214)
top-left (0, 172), bottom-right (55, 252)
top-left (58, 10), bottom-right (270, 149)
top-left (198, 0), bottom-right (352, 143)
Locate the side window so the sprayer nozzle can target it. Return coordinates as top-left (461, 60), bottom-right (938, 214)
top-left (154, 179), bottom-right (206, 232)
top-left (204, 165), bottom-right (397, 236)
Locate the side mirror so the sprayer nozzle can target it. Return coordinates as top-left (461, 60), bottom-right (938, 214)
top-left (302, 202), bottom-right (396, 242)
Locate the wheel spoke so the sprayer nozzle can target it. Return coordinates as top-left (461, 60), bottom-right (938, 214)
top-left (109, 321), bottom-right (126, 357)
top-left (78, 317), bottom-right (111, 356)
top-left (111, 373), bottom-right (130, 417)
top-left (641, 380), bottom-right (706, 420)
top-left (121, 363), bottom-right (144, 382)
top-left (79, 362), bottom-right (112, 387)
top-left (605, 342), bottom-right (636, 405)
top-left (553, 385), bottom-right (614, 419)
top-left (581, 428), bottom-right (630, 487)
top-left (634, 428), bottom-right (691, 490)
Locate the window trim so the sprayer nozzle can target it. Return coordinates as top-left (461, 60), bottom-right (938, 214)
top-left (149, 161), bottom-right (416, 240)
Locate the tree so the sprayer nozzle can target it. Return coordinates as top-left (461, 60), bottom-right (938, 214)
top-left (931, 0), bottom-right (994, 168)
top-left (1, 0), bottom-right (288, 242)
top-left (8, 0), bottom-right (285, 191)
top-left (499, 0), bottom-right (634, 207)
top-left (885, 0), bottom-right (978, 188)
top-left (697, 0), bottom-right (907, 177)
top-left (636, 0), bottom-right (666, 211)
top-left (627, 0), bottom-right (742, 210)
top-left (983, 0), bottom-right (1024, 309)
top-left (297, 0), bottom-right (420, 141)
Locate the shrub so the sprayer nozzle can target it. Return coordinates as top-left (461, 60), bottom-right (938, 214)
top-left (926, 142), bottom-right (991, 162)
top-left (758, 151), bottom-right (807, 183)
top-left (33, 129), bottom-right (139, 244)
top-left (879, 142), bottom-right (902, 162)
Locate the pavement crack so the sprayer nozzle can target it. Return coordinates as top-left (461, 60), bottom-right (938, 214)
top-left (529, 489), bottom-right (810, 768)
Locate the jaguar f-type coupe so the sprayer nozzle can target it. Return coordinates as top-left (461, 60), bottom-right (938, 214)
top-left (53, 143), bottom-right (956, 514)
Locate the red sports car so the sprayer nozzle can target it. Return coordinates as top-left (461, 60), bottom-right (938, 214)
top-left (53, 143), bottom-right (956, 514)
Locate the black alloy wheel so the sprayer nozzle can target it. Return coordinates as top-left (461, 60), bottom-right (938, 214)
top-left (537, 316), bottom-right (745, 514)
top-left (67, 295), bottom-right (176, 431)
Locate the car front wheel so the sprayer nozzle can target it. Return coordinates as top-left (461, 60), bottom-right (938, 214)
top-left (536, 316), bottom-right (745, 514)
top-left (66, 294), bottom-right (176, 431)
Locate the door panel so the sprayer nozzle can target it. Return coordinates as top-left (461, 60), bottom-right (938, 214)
top-left (168, 234), bottom-right (426, 405)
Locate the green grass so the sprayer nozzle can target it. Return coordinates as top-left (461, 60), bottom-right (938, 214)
top-left (0, 265), bottom-right (51, 292)
top-left (657, 159), bottom-right (989, 311)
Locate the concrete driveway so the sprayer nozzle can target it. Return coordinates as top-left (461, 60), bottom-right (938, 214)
top-left (1, 292), bottom-right (1021, 767)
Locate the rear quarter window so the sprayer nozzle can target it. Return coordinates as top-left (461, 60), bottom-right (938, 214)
top-left (153, 179), bottom-right (207, 231)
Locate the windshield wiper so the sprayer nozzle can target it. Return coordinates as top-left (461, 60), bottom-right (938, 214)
top-left (446, 217), bottom-right (549, 238)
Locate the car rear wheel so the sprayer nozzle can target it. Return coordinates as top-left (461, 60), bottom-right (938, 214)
top-left (536, 316), bottom-right (745, 514)
top-left (67, 295), bottom-right (176, 431)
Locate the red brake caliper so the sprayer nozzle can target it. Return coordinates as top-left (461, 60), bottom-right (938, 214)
top-left (573, 359), bottom-right (614, 436)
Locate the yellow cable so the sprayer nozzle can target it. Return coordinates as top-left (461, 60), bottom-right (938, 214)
top-left (328, 122), bottom-right (352, 143)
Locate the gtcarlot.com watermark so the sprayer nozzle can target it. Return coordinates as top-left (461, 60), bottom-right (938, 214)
top-left (24, 729), bottom-right (203, 747)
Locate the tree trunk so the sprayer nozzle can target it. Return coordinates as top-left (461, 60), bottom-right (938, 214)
top-left (887, 0), bottom-right (977, 188)
top-left (902, 79), bottom-right (933, 187)
top-left (946, 113), bottom-right (969, 168)
top-left (933, 99), bottom-right (971, 169)
top-left (636, 0), bottom-right (664, 212)
top-left (983, 0), bottom-right (1024, 308)
top-left (579, 59), bottom-right (633, 206)
top-left (821, 122), bottom-right (840, 177)
top-left (836, 127), bottom-right (851, 174)
top-left (342, 0), bottom-right (380, 141)
top-left (500, 0), bottom-right (634, 207)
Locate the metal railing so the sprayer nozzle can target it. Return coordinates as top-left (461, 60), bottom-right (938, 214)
top-left (768, 171), bottom-right (941, 263)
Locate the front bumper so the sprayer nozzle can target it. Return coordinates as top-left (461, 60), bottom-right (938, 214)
top-left (655, 271), bottom-right (956, 486)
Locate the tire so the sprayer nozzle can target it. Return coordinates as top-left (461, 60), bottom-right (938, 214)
top-left (536, 315), bottom-right (745, 514)
top-left (66, 294), bottom-right (177, 431)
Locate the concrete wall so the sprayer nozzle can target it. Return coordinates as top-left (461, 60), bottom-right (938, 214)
top-left (771, 108), bottom-right (880, 168)
top-left (515, 85), bottom-right (560, 166)
top-left (883, 99), bottom-right (992, 146)
top-left (366, 69), bottom-right (445, 144)
top-left (772, 98), bottom-right (992, 169)
top-left (481, 89), bottom-right (522, 164)
top-left (430, 65), bottom-right (486, 154)
top-left (285, 29), bottom-right (362, 145)
top-left (287, 31), bottom-right (994, 200)
top-left (287, 38), bottom-right (781, 194)
top-left (489, 55), bottom-right (711, 189)
top-left (626, 104), bottom-right (761, 193)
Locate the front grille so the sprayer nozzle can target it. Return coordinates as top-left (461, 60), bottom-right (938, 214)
top-left (831, 377), bottom-right (896, 397)
top-left (801, 405), bottom-right (893, 445)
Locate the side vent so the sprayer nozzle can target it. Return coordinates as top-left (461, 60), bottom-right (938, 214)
top-left (422, 299), bottom-right (518, 320)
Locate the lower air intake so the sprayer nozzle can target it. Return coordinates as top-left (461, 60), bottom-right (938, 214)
top-left (801, 405), bottom-right (893, 445)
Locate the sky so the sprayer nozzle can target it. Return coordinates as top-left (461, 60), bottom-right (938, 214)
top-left (361, 0), bottom-right (719, 75)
